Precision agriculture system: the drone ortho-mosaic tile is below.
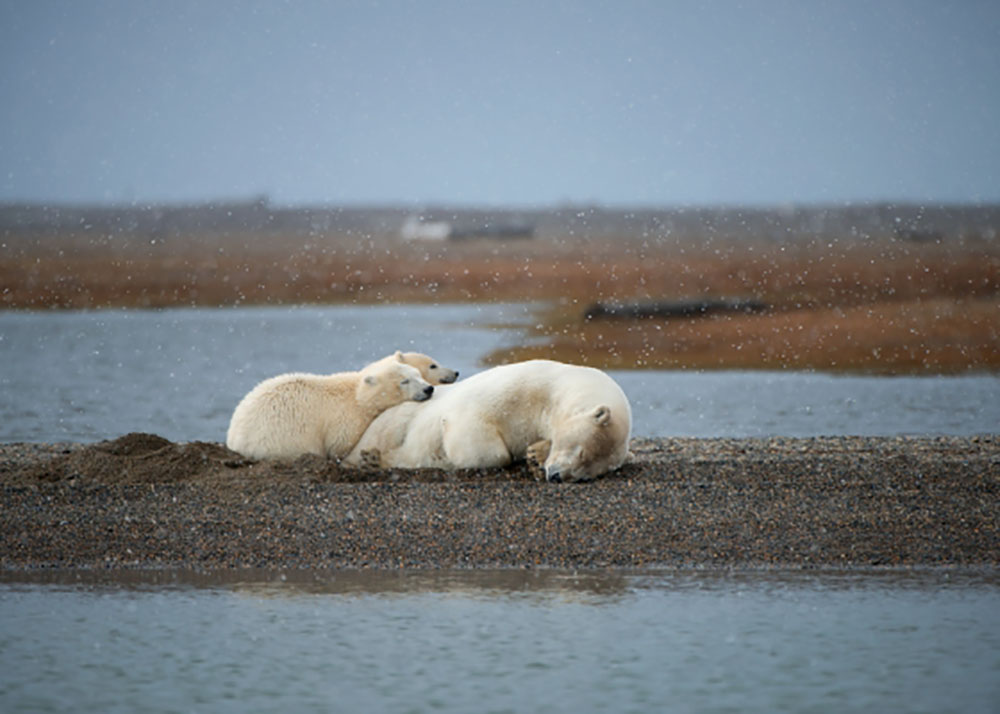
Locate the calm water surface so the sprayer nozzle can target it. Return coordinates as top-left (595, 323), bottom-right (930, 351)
top-left (1, 569), bottom-right (997, 714)
top-left (1, 305), bottom-right (998, 442)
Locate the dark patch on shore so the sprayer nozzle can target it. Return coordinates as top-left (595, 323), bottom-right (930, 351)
top-left (1, 433), bottom-right (997, 570)
top-left (5, 433), bottom-right (542, 487)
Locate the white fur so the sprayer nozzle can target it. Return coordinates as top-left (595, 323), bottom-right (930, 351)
top-left (226, 357), bottom-right (433, 460)
top-left (345, 359), bottom-right (632, 482)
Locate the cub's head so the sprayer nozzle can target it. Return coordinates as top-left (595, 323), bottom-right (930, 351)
top-left (357, 361), bottom-right (434, 411)
top-left (544, 405), bottom-right (631, 483)
top-left (392, 350), bottom-right (459, 385)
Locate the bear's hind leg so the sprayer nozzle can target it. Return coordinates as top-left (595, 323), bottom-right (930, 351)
top-left (442, 418), bottom-right (511, 469)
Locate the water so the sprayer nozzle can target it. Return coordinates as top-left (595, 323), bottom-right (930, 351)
top-left (0, 569), bottom-right (997, 713)
top-left (1, 305), bottom-right (998, 442)
top-left (3, 311), bottom-right (998, 713)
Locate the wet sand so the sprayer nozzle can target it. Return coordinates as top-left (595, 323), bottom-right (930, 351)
top-left (2, 433), bottom-right (996, 570)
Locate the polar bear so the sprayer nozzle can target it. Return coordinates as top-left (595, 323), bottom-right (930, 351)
top-left (367, 350), bottom-right (459, 385)
top-left (345, 360), bottom-right (632, 482)
top-left (226, 355), bottom-right (434, 460)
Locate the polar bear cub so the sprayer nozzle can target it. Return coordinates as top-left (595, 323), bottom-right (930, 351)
top-left (368, 350), bottom-right (459, 385)
top-left (346, 359), bottom-right (632, 482)
top-left (226, 354), bottom-right (435, 460)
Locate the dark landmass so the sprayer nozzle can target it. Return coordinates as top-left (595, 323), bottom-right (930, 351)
top-left (3, 199), bottom-right (999, 244)
top-left (2, 433), bottom-right (996, 571)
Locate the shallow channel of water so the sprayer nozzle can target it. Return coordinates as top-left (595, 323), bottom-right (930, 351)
top-left (1, 569), bottom-right (997, 714)
top-left (1, 304), bottom-right (998, 442)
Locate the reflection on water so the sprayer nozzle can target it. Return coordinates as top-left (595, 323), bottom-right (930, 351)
top-left (0, 567), bottom-right (633, 601)
top-left (1, 569), bottom-right (998, 714)
top-left (4, 565), bottom-right (997, 597)
top-left (1, 305), bottom-right (999, 442)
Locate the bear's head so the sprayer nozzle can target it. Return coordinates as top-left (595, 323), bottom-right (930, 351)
top-left (356, 361), bottom-right (434, 412)
top-left (544, 405), bottom-right (630, 483)
top-left (393, 350), bottom-right (459, 385)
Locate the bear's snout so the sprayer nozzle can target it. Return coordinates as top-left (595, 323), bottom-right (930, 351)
top-left (546, 467), bottom-right (563, 483)
top-left (415, 384), bottom-right (434, 401)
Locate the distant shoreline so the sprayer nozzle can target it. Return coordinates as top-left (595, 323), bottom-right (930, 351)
top-left (2, 434), bottom-right (997, 571)
top-left (3, 200), bottom-right (999, 242)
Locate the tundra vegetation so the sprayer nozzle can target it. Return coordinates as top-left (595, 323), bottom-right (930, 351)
top-left (2, 203), bottom-right (997, 373)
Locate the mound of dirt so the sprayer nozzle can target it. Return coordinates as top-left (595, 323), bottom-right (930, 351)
top-left (21, 433), bottom-right (243, 484)
top-left (92, 432), bottom-right (174, 456)
top-left (13, 432), bottom-right (541, 486)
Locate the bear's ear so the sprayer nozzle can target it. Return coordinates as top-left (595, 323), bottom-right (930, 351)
top-left (364, 375), bottom-right (378, 386)
top-left (592, 405), bottom-right (611, 426)
top-left (394, 350), bottom-right (404, 362)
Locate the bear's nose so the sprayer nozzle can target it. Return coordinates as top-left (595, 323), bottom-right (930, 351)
top-left (423, 385), bottom-right (434, 397)
top-left (546, 468), bottom-right (562, 483)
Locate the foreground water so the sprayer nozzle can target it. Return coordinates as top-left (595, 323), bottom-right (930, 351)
top-left (2, 305), bottom-right (998, 442)
top-left (0, 569), bottom-right (997, 714)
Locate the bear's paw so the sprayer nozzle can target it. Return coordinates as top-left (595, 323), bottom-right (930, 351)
top-left (358, 448), bottom-right (384, 471)
top-left (525, 439), bottom-right (552, 481)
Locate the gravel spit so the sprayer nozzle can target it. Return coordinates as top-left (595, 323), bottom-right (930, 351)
top-left (1, 433), bottom-right (997, 570)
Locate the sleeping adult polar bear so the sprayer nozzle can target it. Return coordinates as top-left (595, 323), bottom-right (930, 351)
top-left (344, 360), bottom-right (632, 482)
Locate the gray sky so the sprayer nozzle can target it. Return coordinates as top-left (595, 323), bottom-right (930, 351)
top-left (1, 0), bottom-right (998, 207)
